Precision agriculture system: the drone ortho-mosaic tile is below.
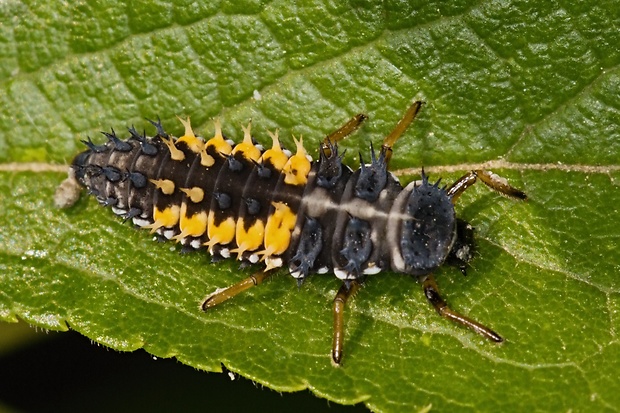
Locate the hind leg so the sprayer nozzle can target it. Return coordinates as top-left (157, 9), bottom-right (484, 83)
top-left (201, 268), bottom-right (279, 310)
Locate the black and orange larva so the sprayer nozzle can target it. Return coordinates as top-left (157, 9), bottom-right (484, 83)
top-left (70, 102), bottom-right (527, 365)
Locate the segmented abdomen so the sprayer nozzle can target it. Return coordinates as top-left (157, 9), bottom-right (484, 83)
top-left (72, 117), bottom-right (456, 283)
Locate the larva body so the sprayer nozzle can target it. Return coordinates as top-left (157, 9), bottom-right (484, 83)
top-left (70, 102), bottom-right (527, 364)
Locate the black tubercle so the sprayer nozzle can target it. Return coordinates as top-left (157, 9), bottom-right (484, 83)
top-left (128, 126), bottom-right (158, 156)
top-left (355, 143), bottom-right (387, 202)
top-left (340, 217), bottom-right (373, 276)
top-left (244, 197), bottom-right (261, 215)
top-left (214, 192), bottom-right (232, 210)
top-left (102, 129), bottom-right (133, 152)
top-left (102, 197), bottom-right (118, 207)
top-left (124, 207), bottom-right (143, 221)
top-left (126, 171), bottom-right (147, 189)
top-left (255, 161), bottom-right (272, 179)
top-left (146, 117), bottom-right (168, 138)
top-left (316, 140), bottom-right (344, 189)
top-left (227, 155), bottom-right (243, 172)
top-left (81, 136), bottom-right (108, 153)
top-left (290, 217), bottom-right (323, 280)
top-left (102, 166), bottom-right (122, 182)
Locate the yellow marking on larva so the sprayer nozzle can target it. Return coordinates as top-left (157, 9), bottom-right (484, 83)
top-left (146, 205), bottom-right (180, 233)
top-left (260, 130), bottom-right (289, 171)
top-left (150, 178), bottom-right (175, 195)
top-left (260, 201), bottom-right (297, 258)
top-left (176, 116), bottom-right (204, 154)
top-left (283, 137), bottom-right (311, 185)
top-left (180, 187), bottom-right (204, 203)
top-left (161, 136), bottom-right (185, 161)
top-left (175, 203), bottom-right (208, 239)
top-left (200, 149), bottom-right (216, 167)
top-left (231, 218), bottom-right (265, 258)
top-left (205, 119), bottom-right (233, 157)
top-left (206, 211), bottom-right (236, 248)
top-left (231, 122), bottom-right (262, 162)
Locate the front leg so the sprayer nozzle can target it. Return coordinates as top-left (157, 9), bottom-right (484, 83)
top-left (447, 170), bottom-right (527, 202)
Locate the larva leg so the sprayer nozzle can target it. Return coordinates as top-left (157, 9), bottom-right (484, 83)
top-left (447, 170), bottom-right (527, 202)
top-left (201, 268), bottom-right (279, 310)
top-left (332, 281), bottom-right (362, 366)
top-left (422, 274), bottom-right (503, 342)
top-left (381, 100), bottom-right (424, 165)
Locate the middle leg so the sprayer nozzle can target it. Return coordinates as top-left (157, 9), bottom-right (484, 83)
top-left (332, 281), bottom-right (362, 366)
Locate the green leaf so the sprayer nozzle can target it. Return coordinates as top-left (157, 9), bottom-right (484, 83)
top-left (1, 0), bottom-right (619, 411)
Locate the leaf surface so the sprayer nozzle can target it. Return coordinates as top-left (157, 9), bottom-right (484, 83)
top-left (1, 1), bottom-right (619, 411)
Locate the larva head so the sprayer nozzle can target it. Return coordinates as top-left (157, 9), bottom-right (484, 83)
top-left (398, 174), bottom-right (457, 276)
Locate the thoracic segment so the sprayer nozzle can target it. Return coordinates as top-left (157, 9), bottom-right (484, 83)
top-left (72, 117), bottom-right (456, 282)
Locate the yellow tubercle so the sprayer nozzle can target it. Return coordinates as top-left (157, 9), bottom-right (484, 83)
top-left (175, 203), bottom-right (208, 239)
top-left (200, 148), bottom-right (216, 167)
top-left (180, 187), bottom-right (205, 203)
top-left (150, 178), bottom-right (176, 195)
top-left (261, 201), bottom-right (297, 258)
top-left (283, 137), bottom-right (311, 185)
top-left (176, 116), bottom-right (204, 154)
top-left (205, 118), bottom-right (233, 157)
top-left (148, 205), bottom-right (181, 232)
top-left (231, 218), bottom-right (265, 259)
top-left (260, 130), bottom-right (289, 171)
top-left (231, 122), bottom-right (262, 162)
top-left (206, 211), bottom-right (236, 248)
top-left (161, 136), bottom-right (185, 161)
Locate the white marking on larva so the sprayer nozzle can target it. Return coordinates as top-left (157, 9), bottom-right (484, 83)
top-left (317, 267), bottom-right (329, 274)
top-left (303, 188), bottom-right (411, 222)
top-left (249, 253), bottom-right (259, 264)
top-left (386, 182), bottom-right (415, 272)
top-left (265, 257), bottom-right (283, 269)
top-left (112, 206), bottom-right (127, 215)
top-left (290, 269), bottom-right (303, 279)
top-left (334, 268), bottom-right (357, 280)
top-left (132, 217), bottom-right (150, 227)
top-left (220, 248), bottom-right (230, 259)
top-left (283, 148), bottom-right (292, 157)
top-left (163, 229), bottom-right (175, 239)
top-left (191, 239), bottom-right (202, 249)
top-left (363, 265), bottom-right (382, 275)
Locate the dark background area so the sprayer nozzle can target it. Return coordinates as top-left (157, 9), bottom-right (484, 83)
top-left (0, 322), bottom-right (367, 412)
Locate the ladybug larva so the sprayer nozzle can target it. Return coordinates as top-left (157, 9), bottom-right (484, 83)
top-left (69, 101), bottom-right (527, 365)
